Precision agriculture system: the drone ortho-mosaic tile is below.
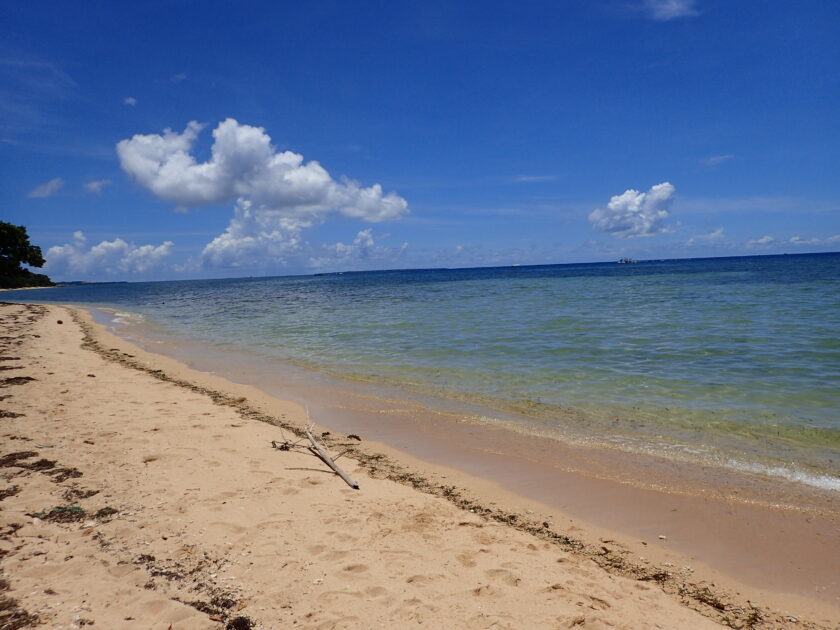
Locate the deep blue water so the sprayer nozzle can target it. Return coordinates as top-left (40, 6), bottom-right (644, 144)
top-left (9, 253), bottom-right (840, 488)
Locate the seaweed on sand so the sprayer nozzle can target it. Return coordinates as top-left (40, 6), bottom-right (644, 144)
top-left (0, 377), bottom-right (35, 388)
top-left (31, 506), bottom-right (87, 523)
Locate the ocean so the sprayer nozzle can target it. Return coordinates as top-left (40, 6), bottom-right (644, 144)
top-left (9, 253), bottom-right (840, 490)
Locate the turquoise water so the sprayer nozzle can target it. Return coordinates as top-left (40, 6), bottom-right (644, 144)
top-left (10, 253), bottom-right (840, 488)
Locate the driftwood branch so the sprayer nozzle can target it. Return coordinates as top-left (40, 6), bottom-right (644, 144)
top-left (305, 424), bottom-right (359, 490)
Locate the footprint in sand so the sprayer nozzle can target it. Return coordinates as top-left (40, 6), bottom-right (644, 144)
top-left (405, 574), bottom-right (431, 586)
top-left (485, 568), bottom-right (521, 586)
top-left (317, 590), bottom-right (364, 604)
top-left (587, 595), bottom-right (612, 610)
top-left (322, 550), bottom-right (349, 562)
top-left (207, 521), bottom-right (248, 536)
top-left (363, 586), bottom-right (388, 598)
top-left (341, 563), bottom-right (368, 574)
top-left (472, 583), bottom-right (499, 597)
top-left (456, 552), bottom-right (477, 568)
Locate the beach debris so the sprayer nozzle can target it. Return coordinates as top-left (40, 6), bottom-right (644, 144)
top-left (0, 579), bottom-right (38, 629)
top-left (0, 376), bottom-right (36, 387)
top-left (227, 617), bottom-right (255, 630)
top-left (305, 424), bottom-right (359, 490)
top-left (658, 535), bottom-right (667, 540)
top-left (0, 485), bottom-right (20, 501)
top-left (46, 466), bottom-right (83, 482)
top-left (347, 434), bottom-right (362, 441)
top-left (94, 507), bottom-right (119, 520)
top-left (19, 458), bottom-right (56, 472)
top-left (30, 506), bottom-right (87, 523)
top-left (0, 451), bottom-right (37, 467)
top-left (56, 320), bottom-right (63, 324)
top-left (61, 485), bottom-right (99, 503)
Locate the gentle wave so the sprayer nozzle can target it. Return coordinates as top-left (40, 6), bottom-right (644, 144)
top-left (8, 253), bottom-right (840, 487)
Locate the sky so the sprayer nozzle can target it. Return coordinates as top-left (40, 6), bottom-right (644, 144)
top-left (2, 0), bottom-right (839, 281)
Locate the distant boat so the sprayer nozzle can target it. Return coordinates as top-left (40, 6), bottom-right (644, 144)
top-left (617, 258), bottom-right (638, 264)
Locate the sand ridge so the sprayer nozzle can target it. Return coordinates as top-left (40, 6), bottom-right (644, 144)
top-left (0, 302), bottom-right (830, 629)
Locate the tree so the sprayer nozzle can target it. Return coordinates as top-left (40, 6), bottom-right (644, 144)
top-left (0, 222), bottom-right (53, 289)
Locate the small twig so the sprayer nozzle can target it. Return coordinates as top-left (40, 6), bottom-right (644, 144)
top-left (305, 424), bottom-right (359, 490)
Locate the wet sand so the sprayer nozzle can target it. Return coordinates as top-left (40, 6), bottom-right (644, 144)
top-left (0, 302), bottom-right (837, 628)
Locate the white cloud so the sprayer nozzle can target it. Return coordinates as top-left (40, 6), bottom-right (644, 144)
top-left (45, 231), bottom-right (173, 277)
top-left (703, 154), bottom-right (734, 167)
top-left (589, 182), bottom-right (675, 238)
top-left (124, 96), bottom-right (137, 106)
top-left (747, 234), bottom-right (840, 249)
top-left (309, 229), bottom-right (409, 270)
top-left (789, 236), bottom-right (821, 246)
top-left (644, 0), bottom-right (699, 20)
top-left (200, 200), bottom-right (306, 268)
top-left (27, 177), bottom-right (65, 198)
top-left (686, 227), bottom-right (724, 246)
top-left (84, 179), bottom-right (111, 194)
top-left (118, 118), bottom-right (409, 269)
top-left (748, 235), bottom-right (775, 247)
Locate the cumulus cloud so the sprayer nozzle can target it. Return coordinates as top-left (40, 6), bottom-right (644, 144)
top-left (45, 231), bottom-right (173, 277)
top-left (117, 118), bottom-right (409, 269)
top-left (200, 200), bottom-right (307, 268)
top-left (84, 179), bottom-right (111, 194)
top-left (589, 182), bottom-right (675, 238)
top-left (644, 0), bottom-right (699, 20)
top-left (27, 177), bottom-right (65, 198)
top-left (686, 227), bottom-right (724, 246)
top-left (309, 229), bottom-right (409, 270)
top-left (124, 96), bottom-right (137, 106)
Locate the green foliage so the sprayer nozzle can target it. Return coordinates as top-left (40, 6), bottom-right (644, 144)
top-left (0, 222), bottom-right (53, 289)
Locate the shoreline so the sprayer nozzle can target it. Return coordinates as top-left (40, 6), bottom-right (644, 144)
top-left (65, 309), bottom-right (840, 618)
top-left (0, 302), bottom-right (837, 628)
top-left (90, 307), bottom-right (840, 611)
top-left (98, 305), bottom-right (840, 497)
top-left (91, 304), bottom-right (840, 496)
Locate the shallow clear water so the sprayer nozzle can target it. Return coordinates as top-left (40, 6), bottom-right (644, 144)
top-left (10, 253), bottom-right (840, 487)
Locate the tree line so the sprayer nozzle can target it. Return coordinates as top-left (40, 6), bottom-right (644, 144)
top-left (0, 222), bottom-right (53, 289)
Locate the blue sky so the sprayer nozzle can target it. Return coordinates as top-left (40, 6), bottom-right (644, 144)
top-left (2, 0), bottom-right (839, 280)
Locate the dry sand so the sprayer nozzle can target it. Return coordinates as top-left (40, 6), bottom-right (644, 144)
top-left (0, 302), bottom-right (835, 629)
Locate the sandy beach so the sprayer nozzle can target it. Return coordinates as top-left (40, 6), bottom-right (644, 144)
top-left (0, 301), bottom-right (837, 629)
